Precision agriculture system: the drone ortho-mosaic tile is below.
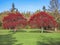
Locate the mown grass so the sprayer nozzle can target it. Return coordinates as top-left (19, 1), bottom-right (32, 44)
top-left (0, 29), bottom-right (60, 45)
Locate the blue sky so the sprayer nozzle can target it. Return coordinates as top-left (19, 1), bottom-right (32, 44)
top-left (0, 0), bottom-right (50, 13)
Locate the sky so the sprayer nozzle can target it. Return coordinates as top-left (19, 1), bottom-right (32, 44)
top-left (0, 0), bottom-right (51, 13)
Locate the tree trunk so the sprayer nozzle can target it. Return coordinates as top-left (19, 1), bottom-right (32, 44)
top-left (41, 27), bottom-right (44, 33)
top-left (55, 27), bottom-right (57, 32)
top-left (14, 28), bottom-right (17, 32)
top-left (9, 28), bottom-right (10, 30)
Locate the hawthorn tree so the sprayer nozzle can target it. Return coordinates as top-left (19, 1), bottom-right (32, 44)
top-left (28, 12), bottom-right (58, 32)
top-left (2, 12), bottom-right (27, 30)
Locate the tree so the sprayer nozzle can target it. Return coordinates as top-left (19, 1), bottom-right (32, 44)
top-left (28, 12), bottom-right (58, 32)
top-left (0, 21), bottom-right (2, 27)
top-left (2, 12), bottom-right (27, 30)
top-left (11, 3), bottom-right (18, 12)
top-left (48, 0), bottom-right (60, 31)
top-left (48, 0), bottom-right (60, 20)
top-left (35, 9), bottom-right (40, 13)
top-left (49, 0), bottom-right (60, 12)
top-left (42, 6), bottom-right (46, 12)
top-left (23, 11), bottom-right (31, 18)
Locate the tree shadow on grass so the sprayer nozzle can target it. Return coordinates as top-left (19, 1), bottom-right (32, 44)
top-left (0, 33), bottom-right (17, 45)
top-left (10, 29), bottom-right (26, 32)
top-left (37, 40), bottom-right (60, 45)
top-left (37, 35), bottom-right (60, 45)
top-left (16, 43), bottom-right (23, 45)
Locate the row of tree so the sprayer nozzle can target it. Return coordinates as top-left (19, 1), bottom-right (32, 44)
top-left (0, 0), bottom-right (60, 30)
top-left (2, 11), bottom-right (57, 32)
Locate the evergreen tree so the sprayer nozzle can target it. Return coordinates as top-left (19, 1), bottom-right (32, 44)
top-left (48, 0), bottom-right (60, 12)
top-left (48, 0), bottom-right (60, 20)
top-left (42, 6), bottom-right (46, 12)
top-left (11, 3), bottom-right (18, 12)
top-left (48, 0), bottom-right (60, 31)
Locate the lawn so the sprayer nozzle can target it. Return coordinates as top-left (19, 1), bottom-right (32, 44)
top-left (0, 29), bottom-right (60, 45)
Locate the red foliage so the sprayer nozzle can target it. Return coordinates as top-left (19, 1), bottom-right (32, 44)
top-left (28, 12), bottom-right (58, 29)
top-left (2, 11), bottom-right (58, 29)
top-left (2, 12), bottom-right (27, 29)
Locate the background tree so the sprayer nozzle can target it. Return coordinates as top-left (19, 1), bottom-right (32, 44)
top-left (25, 11), bottom-right (31, 18)
top-left (42, 6), bottom-right (46, 12)
top-left (11, 3), bottom-right (18, 12)
top-left (48, 0), bottom-right (60, 30)
top-left (48, 0), bottom-right (60, 20)
top-left (35, 9), bottom-right (40, 13)
top-left (0, 21), bottom-right (2, 28)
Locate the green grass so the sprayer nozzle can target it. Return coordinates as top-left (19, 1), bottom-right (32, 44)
top-left (0, 29), bottom-right (60, 45)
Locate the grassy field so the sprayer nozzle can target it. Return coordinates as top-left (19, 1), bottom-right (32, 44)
top-left (0, 29), bottom-right (60, 45)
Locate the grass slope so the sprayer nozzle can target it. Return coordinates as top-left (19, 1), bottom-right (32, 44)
top-left (0, 30), bottom-right (60, 45)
